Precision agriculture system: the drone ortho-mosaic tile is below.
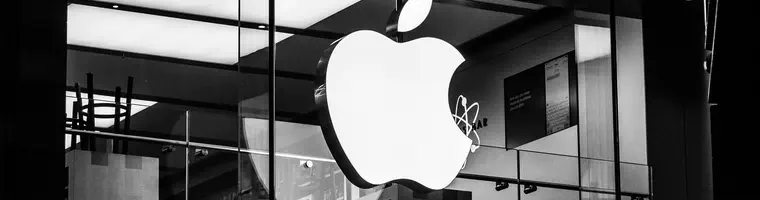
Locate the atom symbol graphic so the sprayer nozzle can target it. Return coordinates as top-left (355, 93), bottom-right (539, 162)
top-left (452, 95), bottom-right (482, 169)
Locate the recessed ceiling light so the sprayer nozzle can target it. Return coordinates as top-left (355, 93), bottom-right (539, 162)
top-left (258, 25), bottom-right (266, 29)
top-left (112, 5), bottom-right (118, 9)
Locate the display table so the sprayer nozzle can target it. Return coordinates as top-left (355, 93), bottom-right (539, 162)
top-left (65, 150), bottom-right (158, 200)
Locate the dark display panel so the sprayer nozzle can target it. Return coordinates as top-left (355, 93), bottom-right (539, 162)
top-left (504, 51), bottom-right (578, 149)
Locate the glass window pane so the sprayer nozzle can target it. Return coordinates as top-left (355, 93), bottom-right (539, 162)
top-left (187, 150), bottom-right (239, 199)
top-left (520, 151), bottom-right (579, 186)
top-left (461, 146), bottom-right (517, 179)
top-left (581, 158), bottom-right (615, 192)
top-left (241, 153), bottom-right (272, 200)
top-left (621, 163), bottom-right (650, 194)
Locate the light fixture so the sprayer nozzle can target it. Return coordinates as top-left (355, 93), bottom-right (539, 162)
top-left (64, 90), bottom-right (157, 150)
top-left (523, 184), bottom-right (537, 194)
top-left (495, 181), bottom-right (509, 191)
top-left (67, 5), bottom-right (291, 64)
top-left (161, 145), bottom-right (176, 153)
top-left (258, 25), bottom-right (266, 29)
top-left (88, 0), bottom-right (361, 29)
top-left (64, 91), bottom-right (156, 129)
top-left (194, 148), bottom-right (209, 157)
top-left (112, 5), bottom-right (118, 9)
top-left (300, 160), bottom-right (314, 169)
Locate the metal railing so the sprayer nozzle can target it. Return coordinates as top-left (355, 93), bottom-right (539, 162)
top-left (65, 127), bottom-right (651, 199)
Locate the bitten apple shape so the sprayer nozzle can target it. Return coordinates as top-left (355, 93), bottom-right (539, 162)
top-left (315, 30), bottom-right (472, 191)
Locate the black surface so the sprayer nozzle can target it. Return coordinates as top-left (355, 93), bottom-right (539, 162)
top-left (504, 62), bottom-right (546, 148)
top-left (1, 0), bottom-right (67, 199)
top-left (708, 1), bottom-right (751, 199)
top-left (642, 0), bottom-right (713, 199)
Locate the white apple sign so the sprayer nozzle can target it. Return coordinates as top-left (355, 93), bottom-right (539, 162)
top-left (314, 0), bottom-right (472, 192)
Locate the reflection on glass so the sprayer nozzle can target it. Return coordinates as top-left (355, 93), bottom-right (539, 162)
top-left (241, 153), bottom-right (271, 200)
top-left (581, 158), bottom-right (615, 192)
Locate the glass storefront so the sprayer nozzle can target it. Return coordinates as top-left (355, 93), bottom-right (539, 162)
top-left (64, 0), bottom-right (651, 199)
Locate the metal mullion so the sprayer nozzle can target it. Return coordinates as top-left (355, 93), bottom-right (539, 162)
top-left (237, 0), bottom-right (243, 199)
top-left (610, 0), bottom-right (622, 199)
top-left (268, 0), bottom-right (277, 200)
top-left (185, 111), bottom-right (189, 200)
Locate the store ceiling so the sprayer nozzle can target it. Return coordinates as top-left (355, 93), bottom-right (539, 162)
top-left (67, 0), bottom-right (539, 116)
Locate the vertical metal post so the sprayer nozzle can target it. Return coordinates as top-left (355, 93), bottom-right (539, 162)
top-left (75, 83), bottom-right (87, 150)
top-left (576, 56), bottom-right (583, 200)
top-left (124, 76), bottom-right (134, 153)
top-left (609, 0), bottom-right (623, 199)
top-left (185, 110), bottom-right (190, 200)
top-left (72, 101), bottom-right (80, 149)
top-left (86, 73), bottom-right (96, 151)
top-left (517, 150), bottom-right (521, 200)
top-left (649, 166), bottom-right (654, 200)
top-left (268, 0), bottom-right (277, 199)
top-left (237, 0), bottom-right (243, 198)
top-left (114, 87), bottom-right (122, 154)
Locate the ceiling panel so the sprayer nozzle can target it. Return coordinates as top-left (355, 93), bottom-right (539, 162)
top-left (93, 0), bottom-right (362, 29)
top-left (67, 4), bottom-right (291, 64)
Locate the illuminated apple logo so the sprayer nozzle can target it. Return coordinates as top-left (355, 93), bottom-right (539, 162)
top-left (314, 0), bottom-right (472, 192)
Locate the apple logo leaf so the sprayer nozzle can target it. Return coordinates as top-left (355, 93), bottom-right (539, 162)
top-left (386, 0), bottom-right (433, 38)
top-left (397, 0), bottom-right (432, 32)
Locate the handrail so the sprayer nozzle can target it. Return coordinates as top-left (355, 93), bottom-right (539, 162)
top-left (64, 128), bottom-right (336, 163)
top-left (474, 144), bottom-right (650, 167)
